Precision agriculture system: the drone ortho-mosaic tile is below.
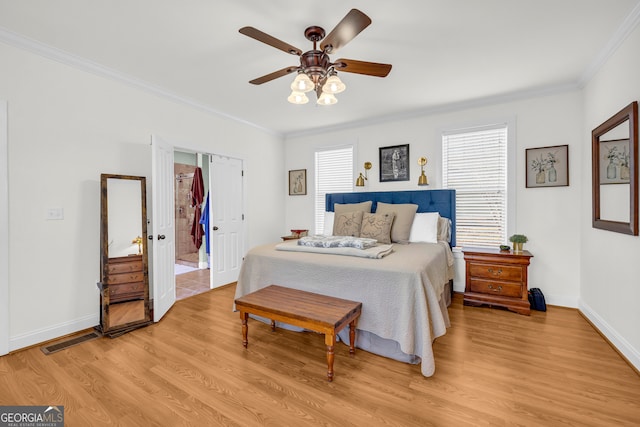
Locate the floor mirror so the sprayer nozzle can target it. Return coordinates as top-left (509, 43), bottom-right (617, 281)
top-left (98, 173), bottom-right (152, 336)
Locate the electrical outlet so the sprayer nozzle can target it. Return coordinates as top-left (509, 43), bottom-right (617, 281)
top-left (46, 207), bottom-right (64, 220)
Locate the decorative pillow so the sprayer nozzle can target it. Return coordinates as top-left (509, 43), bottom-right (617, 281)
top-left (323, 211), bottom-right (335, 236)
top-left (334, 201), bottom-right (372, 214)
top-left (360, 212), bottom-right (395, 244)
top-left (437, 216), bottom-right (452, 243)
top-left (332, 211), bottom-right (364, 237)
top-left (409, 212), bottom-right (439, 243)
top-left (375, 202), bottom-right (418, 244)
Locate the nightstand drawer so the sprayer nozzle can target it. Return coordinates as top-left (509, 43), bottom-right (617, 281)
top-left (106, 272), bottom-right (144, 285)
top-left (468, 263), bottom-right (523, 281)
top-left (108, 259), bottom-right (143, 274)
top-left (109, 281), bottom-right (145, 302)
top-left (469, 278), bottom-right (522, 298)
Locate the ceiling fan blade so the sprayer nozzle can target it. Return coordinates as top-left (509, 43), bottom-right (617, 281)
top-left (239, 26), bottom-right (302, 56)
top-left (333, 59), bottom-right (392, 77)
top-left (320, 9), bottom-right (371, 53)
top-left (249, 66), bottom-right (299, 85)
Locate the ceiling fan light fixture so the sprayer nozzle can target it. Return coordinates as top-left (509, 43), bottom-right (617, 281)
top-left (241, 9), bottom-right (391, 107)
top-left (317, 92), bottom-right (337, 106)
top-left (290, 73), bottom-right (314, 93)
top-left (322, 74), bottom-right (346, 94)
top-left (287, 91), bottom-right (309, 105)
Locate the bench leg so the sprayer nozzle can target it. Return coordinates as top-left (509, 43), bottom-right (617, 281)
top-left (325, 333), bottom-right (336, 382)
top-left (240, 311), bottom-right (248, 348)
top-left (349, 319), bottom-right (358, 355)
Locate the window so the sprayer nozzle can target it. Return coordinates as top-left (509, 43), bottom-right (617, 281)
top-left (315, 146), bottom-right (354, 234)
top-left (443, 124), bottom-right (510, 248)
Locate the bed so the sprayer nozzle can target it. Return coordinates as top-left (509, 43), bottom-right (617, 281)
top-left (234, 189), bottom-right (456, 377)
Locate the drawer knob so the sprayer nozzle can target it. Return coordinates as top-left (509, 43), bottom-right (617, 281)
top-left (487, 268), bottom-right (502, 276)
top-left (487, 284), bottom-right (503, 292)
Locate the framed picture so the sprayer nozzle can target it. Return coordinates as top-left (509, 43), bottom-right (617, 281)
top-left (288, 169), bottom-right (307, 195)
top-left (526, 145), bottom-right (569, 188)
top-left (598, 139), bottom-right (630, 184)
top-left (379, 144), bottom-right (410, 182)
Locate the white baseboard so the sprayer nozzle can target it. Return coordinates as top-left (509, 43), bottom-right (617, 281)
top-left (544, 293), bottom-right (579, 308)
top-left (9, 314), bottom-right (99, 352)
top-left (579, 299), bottom-right (640, 372)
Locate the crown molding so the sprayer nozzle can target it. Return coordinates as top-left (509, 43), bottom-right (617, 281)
top-left (578, 2), bottom-right (640, 87)
top-left (284, 81), bottom-right (579, 139)
top-left (0, 26), bottom-right (281, 137)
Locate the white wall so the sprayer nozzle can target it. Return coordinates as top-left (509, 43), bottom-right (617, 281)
top-left (285, 91), bottom-right (583, 306)
top-left (581, 24), bottom-right (640, 368)
top-left (0, 42), bottom-right (285, 351)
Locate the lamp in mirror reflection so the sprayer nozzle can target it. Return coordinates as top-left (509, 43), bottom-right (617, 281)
top-left (132, 236), bottom-right (143, 254)
top-left (356, 161), bottom-right (372, 186)
top-left (417, 157), bottom-right (429, 186)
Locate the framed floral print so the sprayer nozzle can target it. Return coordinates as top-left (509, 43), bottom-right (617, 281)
top-left (288, 169), bottom-right (307, 195)
top-left (526, 145), bottom-right (569, 188)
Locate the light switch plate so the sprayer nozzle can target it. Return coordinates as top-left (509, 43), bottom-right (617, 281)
top-left (46, 207), bottom-right (64, 220)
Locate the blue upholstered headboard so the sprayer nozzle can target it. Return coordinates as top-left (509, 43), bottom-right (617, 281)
top-left (325, 189), bottom-right (456, 247)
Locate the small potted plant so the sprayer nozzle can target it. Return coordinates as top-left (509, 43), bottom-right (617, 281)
top-left (509, 234), bottom-right (528, 252)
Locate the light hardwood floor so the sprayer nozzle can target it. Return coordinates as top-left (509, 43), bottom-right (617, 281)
top-left (1, 286), bottom-right (639, 426)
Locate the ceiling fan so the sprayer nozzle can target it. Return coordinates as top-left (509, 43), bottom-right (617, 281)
top-left (239, 8), bottom-right (392, 105)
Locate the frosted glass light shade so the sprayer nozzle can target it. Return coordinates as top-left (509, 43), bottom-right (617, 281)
top-left (290, 73), bottom-right (314, 93)
top-left (287, 91), bottom-right (309, 104)
top-left (322, 74), bottom-right (346, 94)
top-left (317, 92), bottom-right (337, 105)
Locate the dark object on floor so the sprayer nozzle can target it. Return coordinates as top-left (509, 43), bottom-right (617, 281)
top-left (40, 330), bottom-right (101, 355)
top-left (528, 288), bottom-right (547, 312)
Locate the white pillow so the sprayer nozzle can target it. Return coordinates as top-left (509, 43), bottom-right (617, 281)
top-left (323, 211), bottom-right (335, 236)
top-left (409, 212), bottom-right (440, 243)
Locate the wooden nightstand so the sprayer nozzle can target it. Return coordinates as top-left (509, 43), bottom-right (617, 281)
top-left (463, 247), bottom-right (533, 315)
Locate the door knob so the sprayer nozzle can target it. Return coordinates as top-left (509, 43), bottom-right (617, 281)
top-left (158, 234), bottom-right (166, 240)
top-left (213, 226), bottom-right (219, 231)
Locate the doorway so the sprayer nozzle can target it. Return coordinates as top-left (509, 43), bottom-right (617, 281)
top-left (174, 151), bottom-right (210, 300)
top-left (151, 138), bottom-right (245, 309)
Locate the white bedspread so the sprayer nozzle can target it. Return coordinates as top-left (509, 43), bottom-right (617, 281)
top-left (234, 241), bottom-right (454, 377)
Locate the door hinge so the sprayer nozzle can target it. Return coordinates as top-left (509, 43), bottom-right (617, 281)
top-left (241, 170), bottom-right (244, 177)
top-left (242, 214), bottom-right (245, 220)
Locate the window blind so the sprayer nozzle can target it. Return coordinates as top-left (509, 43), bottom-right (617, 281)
top-left (443, 125), bottom-right (508, 248)
top-left (314, 146), bottom-right (354, 234)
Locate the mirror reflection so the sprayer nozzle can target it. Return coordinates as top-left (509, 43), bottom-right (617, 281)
top-left (598, 122), bottom-right (630, 223)
top-left (107, 178), bottom-right (144, 257)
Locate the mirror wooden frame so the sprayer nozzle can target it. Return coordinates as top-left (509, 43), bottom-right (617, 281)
top-left (591, 101), bottom-right (638, 235)
top-left (99, 174), bottom-right (151, 336)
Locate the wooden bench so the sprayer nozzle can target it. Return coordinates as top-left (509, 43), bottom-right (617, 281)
top-left (234, 285), bottom-right (362, 382)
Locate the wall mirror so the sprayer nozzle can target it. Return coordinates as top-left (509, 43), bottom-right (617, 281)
top-left (592, 101), bottom-right (638, 235)
top-left (99, 174), bottom-right (151, 336)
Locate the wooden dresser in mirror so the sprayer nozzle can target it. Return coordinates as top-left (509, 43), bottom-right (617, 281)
top-left (98, 174), bottom-right (152, 336)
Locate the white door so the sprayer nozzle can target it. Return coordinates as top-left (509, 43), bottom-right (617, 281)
top-left (209, 155), bottom-right (244, 288)
top-left (151, 135), bottom-right (176, 321)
